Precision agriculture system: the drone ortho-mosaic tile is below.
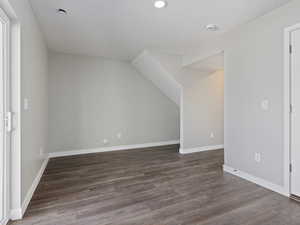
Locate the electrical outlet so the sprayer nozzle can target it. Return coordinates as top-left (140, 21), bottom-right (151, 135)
top-left (103, 139), bottom-right (109, 145)
top-left (117, 132), bottom-right (122, 139)
top-left (255, 153), bottom-right (261, 163)
top-left (210, 132), bottom-right (215, 138)
top-left (261, 99), bottom-right (269, 111)
top-left (39, 147), bottom-right (44, 157)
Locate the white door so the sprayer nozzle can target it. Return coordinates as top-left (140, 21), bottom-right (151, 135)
top-left (0, 8), bottom-right (10, 224)
top-left (291, 28), bottom-right (300, 197)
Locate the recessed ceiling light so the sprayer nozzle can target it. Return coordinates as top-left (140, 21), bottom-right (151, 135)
top-left (205, 24), bottom-right (219, 32)
top-left (154, 0), bottom-right (167, 9)
top-left (57, 8), bottom-right (68, 15)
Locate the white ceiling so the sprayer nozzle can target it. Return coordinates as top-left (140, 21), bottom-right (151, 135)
top-left (30, 0), bottom-right (291, 61)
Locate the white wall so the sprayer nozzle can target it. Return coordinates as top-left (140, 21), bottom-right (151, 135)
top-left (132, 51), bottom-right (181, 105)
top-left (7, 0), bottom-right (48, 205)
top-left (48, 51), bottom-right (180, 152)
top-left (224, 0), bottom-right (300, 186)
top-left (140, 51), bottom-right (224, 151)
top-left (180, 70), bottom-right (224, 150)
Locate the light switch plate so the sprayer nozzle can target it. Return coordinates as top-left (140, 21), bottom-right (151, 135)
top-left (24, 98), bottom-right (29, 110)
top-left (255, 152), bottom-right (261, 163)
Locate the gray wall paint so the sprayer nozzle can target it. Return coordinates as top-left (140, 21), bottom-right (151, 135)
top-left (132, 51), bottom-right (181, 106)
top-left (48, 51), bottom-right (180, 152)
top-left (180, 70), bottom-right (224, 149)
top-left (148, 52), bottom-right (224, 150)
top-left (224, 0), bottom-right (300, 186)
top-left (8, 0), bottom-right (49, 202)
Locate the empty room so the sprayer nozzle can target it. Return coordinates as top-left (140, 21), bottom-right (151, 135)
top-left (1, 0), bottom-right (300, 224)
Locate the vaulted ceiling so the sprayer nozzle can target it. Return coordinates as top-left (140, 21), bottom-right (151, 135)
top-left (30, 0), bottom-right (291, 61)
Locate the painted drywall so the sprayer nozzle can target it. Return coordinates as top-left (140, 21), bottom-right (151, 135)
top-left (48, 51), bottom-right (180, 152)
top-left (7, 0), bottom-right (48, 204)
top-left (189, 53), bottom-right (224, 74)
top-left (223, 0), bottom-right (300, 186)
top-left (132, 51), bottom-right (181, 105)
top-left (180, 70), bottom-right (224, 149)
top-left (140, 51), bottom-right (224, 150)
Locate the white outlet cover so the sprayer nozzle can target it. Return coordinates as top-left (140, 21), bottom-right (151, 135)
top-left (210, 132), bottom-right (215, 138)
top-left (39, 147), bottom-right (44, 157)
top-left (103, 139), bottom-right (108, 144)
top-left (261, 99), bottom-right (269, 111)
top-left (117, 133), bottom-right (122, 139)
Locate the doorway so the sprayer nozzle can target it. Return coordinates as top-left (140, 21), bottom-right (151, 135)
top-left (0, 7), bottom-right (10, 225)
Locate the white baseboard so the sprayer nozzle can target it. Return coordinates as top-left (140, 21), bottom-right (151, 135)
top-left (223, 165), bottom-right (289, 197)
top-left (49, 140), bottom-right (180, 158)
top-left (10, 141), bottom-right (179, 220)
top-left (10, 157), bottom-right (49, 220)
top-left (179, 145), bottom-right (223, 154)
top-left (9, 208), bottom-right (21, 221)
top-left (0, 218), bottom-right (9, 225)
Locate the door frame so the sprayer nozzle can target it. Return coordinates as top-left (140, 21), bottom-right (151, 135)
top-left (0, 6), bottom-right (10, 225)
top-left (0, 1), bottom-right (21, 222)
top-left (283, 23), bottom-right (300, 197)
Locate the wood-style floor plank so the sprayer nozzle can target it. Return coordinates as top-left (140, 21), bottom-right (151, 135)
top-left (9, 145), bottom-right (300, 225)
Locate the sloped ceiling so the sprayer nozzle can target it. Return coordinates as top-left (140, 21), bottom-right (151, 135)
top-left (132, 51), bottom-right (181, 105)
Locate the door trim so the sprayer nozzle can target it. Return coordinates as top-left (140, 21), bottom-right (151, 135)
top-left (283, 23), bottom-right (300, 197)
top-left (0, 6), bottom-right (10, 225)
top-left (0, 1), bottom-right (21, 223)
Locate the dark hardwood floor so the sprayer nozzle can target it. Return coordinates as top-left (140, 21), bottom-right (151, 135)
top-left (10, 145), bottom-right (300, 225)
